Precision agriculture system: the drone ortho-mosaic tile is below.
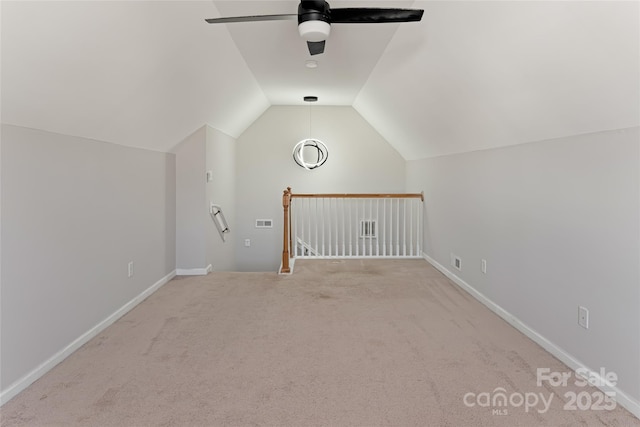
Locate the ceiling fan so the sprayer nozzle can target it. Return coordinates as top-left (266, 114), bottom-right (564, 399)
top-left (205, 0), bottom-right (424, 56)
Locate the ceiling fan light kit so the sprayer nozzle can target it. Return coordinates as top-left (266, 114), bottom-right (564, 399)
top-left (205, 1), bottom-right (423, 56)
top-left (298, 20), bottom-right (331, 42)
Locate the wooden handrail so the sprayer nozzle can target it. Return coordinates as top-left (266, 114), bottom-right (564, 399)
top-left (291, 192), bottom-right (424, 201)
top-left (281, 187), bottom-right (425, 273)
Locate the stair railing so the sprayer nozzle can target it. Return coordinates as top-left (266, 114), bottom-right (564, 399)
top-left (281, 187), bottom-right (424, 273)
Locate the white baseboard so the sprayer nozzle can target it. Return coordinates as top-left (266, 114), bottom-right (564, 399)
top-left (176, 264), bottom-right (212, 276)
top-left (0, 269), bottom-right (177, 406)
top-left (423, 253), bottom-right (640, 420)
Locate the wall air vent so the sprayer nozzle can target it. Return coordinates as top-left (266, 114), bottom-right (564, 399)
top-left (359, 220), bottom-right (377, 238)
top-left (451, 253), bottom-right (462, 271)
top-left (255, 219), bottom-right (273, 228)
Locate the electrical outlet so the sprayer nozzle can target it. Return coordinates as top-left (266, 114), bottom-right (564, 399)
top-left (481, 259), bottom-right (487, 274)
top-left (578, 306), bottom-right (589, 329)
top-left (244, 239), bottom-right (251, 247)
top-left (128, 261), bottom-right (134, 278)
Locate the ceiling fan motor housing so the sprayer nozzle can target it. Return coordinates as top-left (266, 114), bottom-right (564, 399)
top-left (298, 0), bottom-right (331, 41)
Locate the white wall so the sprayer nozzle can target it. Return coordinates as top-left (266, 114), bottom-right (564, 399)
top-left (1, 124), bottom-right (176, 394)
top-left (174, 127), bottom-right (207, 271)
top-left (206, 126), bottom-right (236, 271)
top-left (174, 125), bottom-right (237, 273)
top-left (406, 127), bottom-right (640, 409)
top-left (235, 106), bottom-right (406, 271)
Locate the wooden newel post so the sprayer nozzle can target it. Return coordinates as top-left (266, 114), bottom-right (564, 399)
top-left (281, 187), bottom-right (292, 273)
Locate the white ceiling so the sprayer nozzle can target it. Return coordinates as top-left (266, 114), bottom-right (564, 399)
top-left (356, 1), bottom-right (640, 159)
top-left (1, 1), bottom-right (270, 152)
top-left (214, 1), bottom-right (415, 106)
top-left (2, 1), bottom-right (638, 158)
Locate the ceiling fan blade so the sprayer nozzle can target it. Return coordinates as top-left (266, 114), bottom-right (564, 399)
top-left (307, 40), bottom-right (325, 55)
top-left (331, 8), bottom-right (424, 24)
top-left (205, 14), bottom-right (297, 24)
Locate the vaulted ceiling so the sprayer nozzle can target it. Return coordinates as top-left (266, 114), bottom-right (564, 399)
top-left (2, 1), bottom-right (638, 160)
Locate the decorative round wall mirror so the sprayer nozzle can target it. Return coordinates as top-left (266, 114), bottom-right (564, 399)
top-left (292, 138), bottom-right (328, 170)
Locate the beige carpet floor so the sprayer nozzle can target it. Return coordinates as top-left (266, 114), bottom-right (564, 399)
top-left (1, 259), bottom-right (638, 426)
